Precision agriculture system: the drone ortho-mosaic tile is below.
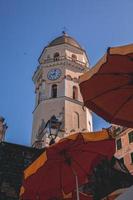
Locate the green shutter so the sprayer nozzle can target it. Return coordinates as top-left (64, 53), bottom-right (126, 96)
top-left (128, 131), bottom-right (133, 143)
top-left (116, 139), bottom-right (122, 150)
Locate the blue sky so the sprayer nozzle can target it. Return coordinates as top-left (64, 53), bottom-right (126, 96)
top-left (0, 0), bottom-right (133, 146)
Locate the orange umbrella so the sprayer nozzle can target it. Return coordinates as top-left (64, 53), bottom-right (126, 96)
top-left (20, 130), bottom-right (115, 200)
top-left (80, 44), bottom-right (133, 128)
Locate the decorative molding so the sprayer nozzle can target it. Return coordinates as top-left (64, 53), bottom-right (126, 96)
top-left (33, 56), bottom-right (87, 82)
top-left (65, 75), bottom-right (79, 83)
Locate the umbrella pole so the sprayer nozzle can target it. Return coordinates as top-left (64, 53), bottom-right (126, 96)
top-left (75, 174), bottom-right (80, 200)
top-left (71, 168), bottom-right (80, 200)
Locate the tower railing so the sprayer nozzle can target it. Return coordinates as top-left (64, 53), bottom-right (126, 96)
top-left (41, 55), bottom-right (87, 67)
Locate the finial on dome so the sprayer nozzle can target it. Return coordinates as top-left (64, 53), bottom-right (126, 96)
top-left (62, 31), bottom-right (66, 35)
top-left (62, 27), bottom-right (68, 36)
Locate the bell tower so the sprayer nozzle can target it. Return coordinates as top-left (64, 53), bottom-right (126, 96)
top-left (31, 32), bottom-right (93, 148)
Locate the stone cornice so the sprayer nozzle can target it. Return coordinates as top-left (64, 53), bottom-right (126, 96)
top-left (32, 96), bottom-right (84, 113)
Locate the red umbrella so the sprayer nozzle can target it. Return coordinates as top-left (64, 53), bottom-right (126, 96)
top-left (20, 130), bottom-right (115, 200)
top-left (79, 44), bottom-right (133, 128)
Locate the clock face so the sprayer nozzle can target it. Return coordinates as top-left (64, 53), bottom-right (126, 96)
top-left (47, 68), bottom-right (61, 80)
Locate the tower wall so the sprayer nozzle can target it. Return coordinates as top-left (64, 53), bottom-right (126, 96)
top-left (31, 34), bottom-right (93, 148)
top-left (32, 98), bottom-right (65, 145)
top-left (65, 100), bottom-right (92, 134)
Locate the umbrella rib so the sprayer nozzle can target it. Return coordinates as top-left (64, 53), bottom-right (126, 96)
top-left (70, 147), bottom-right (108, 176)
top-left (87, 82), bottom-right (129, 102)
top-left (69, 149), bottom-right (108, 158)
top-left (80, 149), bottom-right (108, 158)
top-left (59, 161), bottom-right (63, 195)
top-left (71, 156), bottom-right (89, 176)
top-left (111, 93), bottom-right (133, 121)
top-left (53, 139), bottom-right (79, 153)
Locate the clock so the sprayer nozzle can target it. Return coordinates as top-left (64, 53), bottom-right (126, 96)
top-left (47, 68), bottom-right (61, 80)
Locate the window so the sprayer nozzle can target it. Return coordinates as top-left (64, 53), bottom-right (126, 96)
top-left (72, 54), bottom-right (77, 61)
top-left (73, 112), bottom-right (80, 129)
top-left (130, 152), bottom-right (133, 163)
top-left (47, 55), bottom-right (50, 59)
top-left (54, 52), bottom-right (60, 61)
top-left (38, 92), bottom-right (41, 105)
top-left (128, 131), bottom-right (133, 143)
top-left (73, 86), bottom-right (78, 100)
top-left (116, 138), bottom-right (122, 150)
top-left (51, 84), bottom-right (57, 98)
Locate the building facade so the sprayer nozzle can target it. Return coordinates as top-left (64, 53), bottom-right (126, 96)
top-left (31, 32), bottom-right (93, 148)
top-left (111, 125), bottom-right (133, 174)
top-left (0, 142), bottom-right (43, 200)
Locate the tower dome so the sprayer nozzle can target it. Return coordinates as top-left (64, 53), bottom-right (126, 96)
top-left (48, 32), bottom-right (82, 49)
